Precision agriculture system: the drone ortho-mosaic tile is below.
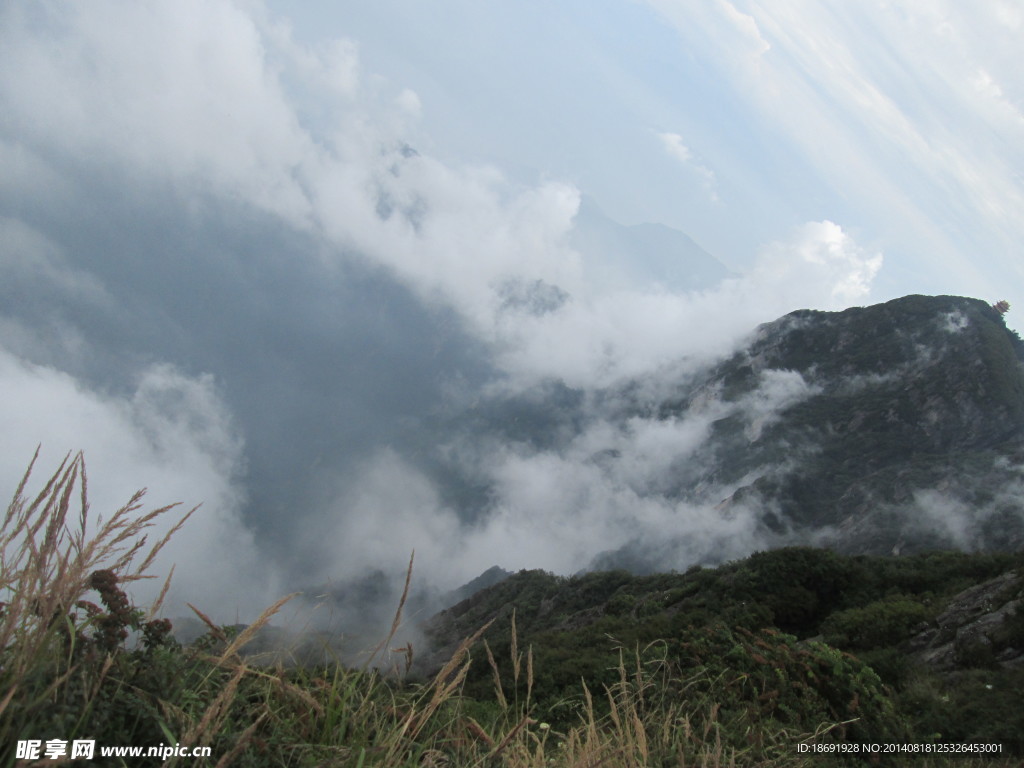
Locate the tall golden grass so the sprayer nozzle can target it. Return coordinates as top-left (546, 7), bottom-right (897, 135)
top-left (0, 448), bottom-right (188, 718)
top-left (0, 450), bottom-right (300, 765)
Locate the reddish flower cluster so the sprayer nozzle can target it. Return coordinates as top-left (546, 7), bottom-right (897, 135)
top-left (89, 569), bottom-right (134, 652)
top-left (85, 569), bottom-right (174, 653)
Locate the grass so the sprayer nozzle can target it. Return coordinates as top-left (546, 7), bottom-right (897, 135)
top-left (1, 451), bottom-right (1019, 767)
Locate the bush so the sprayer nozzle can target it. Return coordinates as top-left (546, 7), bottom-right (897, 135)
top-left (670, 623), bottom-right (909, 747)
top-left (822, 595), bottom-right (932, 651)
top-left (740, 547), bottom-right (859, 634)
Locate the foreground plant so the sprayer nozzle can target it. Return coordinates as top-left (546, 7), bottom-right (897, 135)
top-left (0, 450), bottom-right (189, 715)
top-left (0, 451), bottom-right (292, 766)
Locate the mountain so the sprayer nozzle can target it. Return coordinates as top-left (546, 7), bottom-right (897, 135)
top-left (438, 564), bottom-right (513, 606)
top-left (570, 195), bottom-right (734, 292)
top-left (419, 547), bottom-right (1024, 751)
top-left (591, 294), bottom-right (1024, 566)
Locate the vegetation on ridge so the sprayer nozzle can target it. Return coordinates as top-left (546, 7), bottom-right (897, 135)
top-left (2, 452), bottom-right (1023, 766)
top-left (423, 546), bottom-right (1024, 755)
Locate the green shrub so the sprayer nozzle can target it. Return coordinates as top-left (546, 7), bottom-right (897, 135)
top-left (822, 595), bottom-right (932, 650)
top-left (670, 623), bottom-right (909, 747)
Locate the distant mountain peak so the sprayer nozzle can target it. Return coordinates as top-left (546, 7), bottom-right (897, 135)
top-left (570, 195), bottom-right (734, 293)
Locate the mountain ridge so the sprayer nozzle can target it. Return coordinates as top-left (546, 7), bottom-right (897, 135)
top-left (418, 546), bottom-right (1024, 751)
top-left (570, 194), bottom-right (735, 292)
top-left (593, 294), bottom-right (1024, 566)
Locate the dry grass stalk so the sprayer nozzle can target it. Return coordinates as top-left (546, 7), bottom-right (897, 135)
top-left (211, 711), bottom-right (269, 768)
top-left (632, 709), bottom-right (648, 764)
top-left (388, 618), bottom-right (496, 756)
top-left (488, 714), bottom-right (534, 760)
top-left (484, 639), bottom-right (508, 710)
top-left (183, 663), bottom-right (247, 745)
top-left (463, 716), bottom-right (495, 749)
top-left (365, 550), bottom-right (415, 670)
top-left (218, 592), bottom-right (299, 664)
top-left (526, 643), bottom-right (534, 708)
top-left (146, 565), bottom-right (176, 621)
top-left (131, 503), bottom-right (198, 580)
top-left (188, 603), bottom-right (230, 645)
top-left (0, 686), bottom-right (16, 721)
top-left (389, 640), bottom-right (415, 677)
top-left (428, 618), bottom-right (495, 695)
top-left (247, 664), bottom-right (326, 719)
top-left (511, 608), bottom-right (520, 684)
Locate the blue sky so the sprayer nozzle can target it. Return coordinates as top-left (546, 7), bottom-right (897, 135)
top-left (2, 0), bottom-right (1022, 616)
top-left (270, 0), bottom-right (1024, 306)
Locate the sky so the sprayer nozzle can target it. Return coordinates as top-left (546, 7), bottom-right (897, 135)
top-left (1, 0), bottom-right (1022, 621)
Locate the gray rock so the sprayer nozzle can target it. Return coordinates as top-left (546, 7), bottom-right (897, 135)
top-left (909, 570), bottom-right (1024, 671)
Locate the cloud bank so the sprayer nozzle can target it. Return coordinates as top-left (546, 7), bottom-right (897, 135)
top-left (0, 0), bottom-right (886, 621)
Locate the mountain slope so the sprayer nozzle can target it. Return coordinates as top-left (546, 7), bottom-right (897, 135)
top-left (420, 547), bottom-right (1024, 752)
top-left (599, 294), bottom-right (1024, 564)
top-left (570, 195), bottom-right (734, 292)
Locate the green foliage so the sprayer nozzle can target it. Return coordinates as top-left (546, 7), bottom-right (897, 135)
top-left (570, 570), bottom-right (633, 606)
top-left (900, 668), bottom-right (1024, 754)
top-left (821, 595), bottom-right (932, 650)
top-left (738, 547), bottom-right (859, 634)
top-left (999, 602), bottom-right (1024, 648)
top-left (670, 624), bottom-right (909, 746)
top-left (427, 545), bottom-right (1024, 759)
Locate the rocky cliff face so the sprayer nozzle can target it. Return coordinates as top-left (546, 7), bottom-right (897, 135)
top-left (641, 295), bottom-right (1024, 559)
top-left (908, 569), bottom-right (1024, 671)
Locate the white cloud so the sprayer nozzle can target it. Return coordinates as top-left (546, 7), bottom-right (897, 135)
top-left (992, 0), bottom-right (1023, 30)
top-left (0, 347), bottom-right (275, 618)
top-left (739, 369), bottom-right (819, 442)
top-left (319, 362), bottom-right (826, 583)
top-left (0, 0), bottom-right (581, 338)
top-left (494, 219), bottom-right (881, 388)
top-left (753, 220), bottom-right (882, 308)
top-left (396, 88), bottom-right (422, 117)
top-left (716, 0), bottom-right (770, 58)
top-left (657, 132), bottom-right (719, 201)
top-left (0, 0), bottom-right (885, 394)
top-left (331, 444), bottom-right (767, 582)
top-left (313, 450), bottom-right (462, 584)
top-left (0, 1), bottom-right (314, 222)
top-left (659, 132), bottom-right (693, 164)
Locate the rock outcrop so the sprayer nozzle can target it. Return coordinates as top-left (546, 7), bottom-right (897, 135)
top-left (908, 570), bottom-right (1024, 671)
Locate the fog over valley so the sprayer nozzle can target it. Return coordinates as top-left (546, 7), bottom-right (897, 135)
top-left (2, 1), bottom-right (1023, 630)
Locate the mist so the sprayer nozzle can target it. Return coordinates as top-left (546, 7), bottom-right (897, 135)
top-left (1, 0), bottom-right (899, 626)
